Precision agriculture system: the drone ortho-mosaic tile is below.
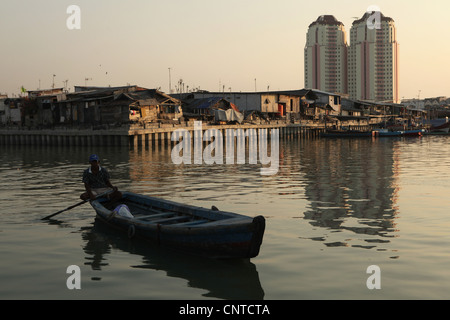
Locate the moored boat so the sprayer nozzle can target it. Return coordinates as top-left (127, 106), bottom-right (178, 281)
top-left (401, 129), bottom-right (424, 136)
top-left (321, 128), bottom-right (424, 138)
top-left (423, 130), bottom-right (450, 136)
top-left (320, 129), bottom-right (372, 138)
top-left (430, 121), bottom-right (450, 133)
top-left (372, 129), bottom-right (403, 137)
top-left (90, 191), bottom-right (266, 259)
top-left (374, 129), bottom-right (424, 137)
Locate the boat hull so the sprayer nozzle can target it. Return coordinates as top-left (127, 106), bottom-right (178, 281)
top-left (320, 130), bottom-right (372, 138)
top-left (322, 129), bottom-right (425, 138)
top-left (401, 129), bottom-right (424, 136)
top-left (373, 129), bottom-right (402, 137)
top-left (430, 121), bottom-right (450, 133)
top-left (90, 192), bottom-right (265, 259)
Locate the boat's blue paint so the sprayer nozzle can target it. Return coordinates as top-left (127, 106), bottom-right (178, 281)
top-left (373, 129), bottom-right (403, 137)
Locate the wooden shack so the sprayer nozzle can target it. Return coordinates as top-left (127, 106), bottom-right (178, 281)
top-left (101, 89), bottom-right (182, 125)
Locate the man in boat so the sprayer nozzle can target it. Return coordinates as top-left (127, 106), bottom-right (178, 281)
top-left (80, 154), bottom-right (122, 201)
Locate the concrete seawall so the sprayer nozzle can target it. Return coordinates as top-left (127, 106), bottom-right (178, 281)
top-left (0, 123), bottom-right (371, 147)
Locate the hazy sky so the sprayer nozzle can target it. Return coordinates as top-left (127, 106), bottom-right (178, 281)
top-left (1, 0), bottom-right (449, 99)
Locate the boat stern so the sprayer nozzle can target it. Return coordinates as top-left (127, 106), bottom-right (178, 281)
top-left (248, 215), bottom-right (266, 258)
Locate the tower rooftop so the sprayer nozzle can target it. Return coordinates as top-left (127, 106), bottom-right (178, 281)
top-left (309, 15), bottom-right (344, 28)
top-left (352, 11), bottom-right (394, 25)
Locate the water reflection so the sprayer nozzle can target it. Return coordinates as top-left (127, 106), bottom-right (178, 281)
top-left (296, 138), bottom-right (401, 255)
top-left (80, 219), bottom-right (265, 300)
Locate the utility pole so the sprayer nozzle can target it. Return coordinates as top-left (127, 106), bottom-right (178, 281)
top-left (168, 68), bottom-right (172, 94)
top-left (52, 74), bottom-right (56, 89)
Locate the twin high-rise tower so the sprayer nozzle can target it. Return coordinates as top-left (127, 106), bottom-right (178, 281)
top-left (304, 12), bottom-right (399, 103)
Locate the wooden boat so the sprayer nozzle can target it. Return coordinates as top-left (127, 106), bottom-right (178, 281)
top-left (375, 129), bottom-right (423, 137)
top-left (430, 121), bottom-right (450, 133)
top-left (320, 129), bottom-right (372, 138)
top-left (401, 129), bottom-right (424, 136)
top-left (423, 131), bottom-right (450, 136)
top-left (372, 129), bottom-right (403, 137)
top-left (322, 128), bottom-right (424, 138)
top-left (90, 191), bottom-right (266, 259)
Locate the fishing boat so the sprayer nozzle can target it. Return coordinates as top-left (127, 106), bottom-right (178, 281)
top-left (374, 129), bottom-right (424, 137)
top-left (320, 129), bottom-right (373, 138)
top-left (322, 128), bottom-right (424, 138)
top-left (401, 129), bottom-right (424, 136)
top-left (89, 191), bottom-right (266, 259)
top-left (372, 129), bottom-right (403, 137)
top-left (423, 131), bottom-right (450, 136)
top-left (430, 121), bottom-right (450, 133)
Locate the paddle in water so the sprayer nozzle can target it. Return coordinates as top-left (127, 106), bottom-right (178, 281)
top-left (41, 190), bottom-right (113, 220)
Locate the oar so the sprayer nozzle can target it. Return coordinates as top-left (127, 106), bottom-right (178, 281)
top-left (41, 190), bottom-right (113, 220)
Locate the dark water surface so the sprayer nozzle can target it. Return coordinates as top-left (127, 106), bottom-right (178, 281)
top-left (1, 135), bottom-right (450, 299)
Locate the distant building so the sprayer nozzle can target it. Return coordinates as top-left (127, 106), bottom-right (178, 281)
top-left (402, 96), bottom-right (449, 110)
top-left (348, 11), bottom-right (399, 103)
top-left (27, 88), bottom-right (64, 99)
top-left (304, 15), bottom-right (348, 94)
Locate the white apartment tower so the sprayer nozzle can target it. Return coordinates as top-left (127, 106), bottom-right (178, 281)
top-left (304, 15), bottom-right (348, 94)
top-left (348, 12), bottom-right (399, 103)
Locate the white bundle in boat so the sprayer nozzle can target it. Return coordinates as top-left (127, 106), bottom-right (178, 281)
top-left (113, 204), bottom-right (134, 218)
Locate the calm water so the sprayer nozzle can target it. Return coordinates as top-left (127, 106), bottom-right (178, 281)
top-left (1, 135), bottom-right (450, 300)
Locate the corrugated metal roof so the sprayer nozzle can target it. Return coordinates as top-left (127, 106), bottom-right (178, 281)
top-left (191, 97), bottom-right (223, 109)
top-left (186, 97), bottom-right (240, 112)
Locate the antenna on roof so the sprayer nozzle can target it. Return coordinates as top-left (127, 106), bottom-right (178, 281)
top-left (63, 80), bottom-right (69, 93)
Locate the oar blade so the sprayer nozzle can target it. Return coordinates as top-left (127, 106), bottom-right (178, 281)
top-left (41, 199), bottom-right (87, 220)
top-left (41, 189), bottom-right (114, 220)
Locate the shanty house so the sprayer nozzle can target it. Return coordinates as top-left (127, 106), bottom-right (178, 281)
top-left (182, 97), bottom-right (243, 123)
top-left (101, 89), bottom-right (182, 125)
top-left (185, 91), bottom-right (301, 119)
top-left (1, 95), bottom-right (23, 125)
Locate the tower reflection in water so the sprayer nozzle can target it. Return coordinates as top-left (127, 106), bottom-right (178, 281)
top-left (299, 138), bottom-right (400, 256)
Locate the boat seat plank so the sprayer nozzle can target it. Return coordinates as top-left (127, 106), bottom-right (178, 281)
top-left (170, 219), bottom-right (208, 226)
top-left (134, 206), bottom-right (180, 217)
top-left (123, 201), bottom-right (173, 215)
top-left (147, 216), bottom-right (191, 224)
top-left (134, 213), bottom-right (174, 220)
top-left (199, 217), bottom-right (252, 226)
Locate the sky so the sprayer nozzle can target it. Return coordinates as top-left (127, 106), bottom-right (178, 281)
top-left (1, 0), bottom-right (449, 100)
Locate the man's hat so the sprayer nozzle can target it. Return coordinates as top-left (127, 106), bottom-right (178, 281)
top-left (89, 154), bottom-right (100, 162)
